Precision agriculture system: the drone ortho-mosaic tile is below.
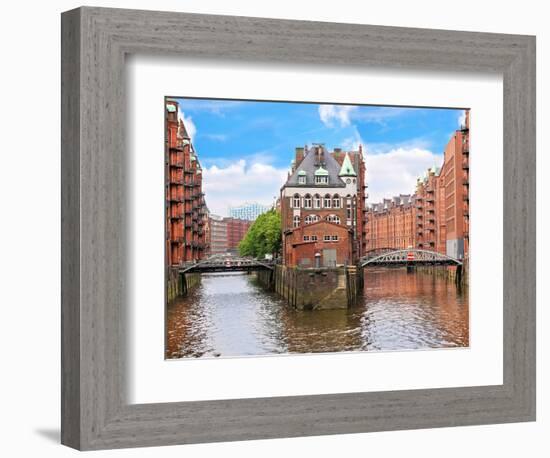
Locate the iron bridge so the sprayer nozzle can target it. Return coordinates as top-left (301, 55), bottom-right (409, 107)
top-left (179, 255), bottom-right (275, 274)
top-left (360, 249), bottom-right (462, 267)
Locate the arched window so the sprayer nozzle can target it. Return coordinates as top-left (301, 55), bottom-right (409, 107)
top-left (324, 194), bottom-right (332, 208)
top-left (326, 214), bottom-right (341, 224)
top-left (313, 194), bottom-right (321, 209)
top-left (305, 214), bottom-right (320, 225)
top-left (333, 194), bottom-right (341, 208)
top-left (293, 194), bottom-right (300, 208)
top-left (304, 194), bottom-right (312, 208)
top-left (293, 215), bottom-right (300, 227)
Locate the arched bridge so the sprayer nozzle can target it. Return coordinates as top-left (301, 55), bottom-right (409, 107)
top-left (179, 255), bottom-right (275, 274)
top-left (360, 249), bottom-right (462, 267)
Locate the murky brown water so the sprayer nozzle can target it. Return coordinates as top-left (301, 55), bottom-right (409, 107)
top-left (166, 269), bottom-right (469, 359)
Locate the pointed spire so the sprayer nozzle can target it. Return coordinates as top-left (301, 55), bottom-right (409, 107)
top-left (339, 153), bottom-right (357, 177)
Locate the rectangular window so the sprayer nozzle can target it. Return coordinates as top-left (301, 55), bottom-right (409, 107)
top-left (303, 235), bottom-right (310, 241)
top-left (324, 235), bottom-right (331, 242)
top-left (331, 235), bottom-right (338, 241)
top-left (298, 176), bottom-right (306, 184)
top-left (311, 235), bottom-right (318, 241)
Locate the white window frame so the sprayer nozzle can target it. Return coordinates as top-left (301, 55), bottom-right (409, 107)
top-left (293, 194), bottom-right (300, 208)
top-left (298, 175), bottom-right (306, 184)
top-left (324, 194), bottom-right (332, 208)
top-left (315, 176), bottom-right (328, 185)
top-left (313, 194), bottom-right (321, 209)
top-left (331, 235), bottom-right (338, 241)
top-left (333, 196), bottom-right (341, 208)
top-left (304, 194), bottom-right (312, 208)
top-left (311, 235), bottom-right (318, 241)
top-left (324, 235), bottom-right (331, 242)
top-left (293, 215), bottom-right (300, 227)
top-left (303, 235), bottom-right (310, 241)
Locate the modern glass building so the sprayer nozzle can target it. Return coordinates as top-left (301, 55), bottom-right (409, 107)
top-left (229, 202), bottom-right (271, 221)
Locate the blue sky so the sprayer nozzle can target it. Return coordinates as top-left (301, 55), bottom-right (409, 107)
top-left (172, 97), bottom-right (465, 216)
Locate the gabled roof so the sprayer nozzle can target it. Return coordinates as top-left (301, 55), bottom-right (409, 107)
top-left (285, 145), bottom-right (345, 188)
top-left (338, 153), bottom-right (357, 177)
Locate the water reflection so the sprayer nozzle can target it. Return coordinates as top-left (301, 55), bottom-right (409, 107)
top-left (166, 268), bottom-right (469, 359)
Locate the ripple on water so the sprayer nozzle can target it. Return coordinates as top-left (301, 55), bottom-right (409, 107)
top-left (166, 269), bottom-right (469, 359)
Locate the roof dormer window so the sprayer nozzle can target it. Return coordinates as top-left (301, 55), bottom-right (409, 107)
top-left (315, 176), bottom-right (328, 184)
top-left (314, 166), bottom-right (329, 185)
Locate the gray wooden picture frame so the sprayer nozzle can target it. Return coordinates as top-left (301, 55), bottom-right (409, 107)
top-left (61, 6), bottom-right (536, 451)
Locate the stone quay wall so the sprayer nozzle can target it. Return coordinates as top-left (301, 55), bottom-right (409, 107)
top-left (415, 258), bottom-right (469, 288)
top-left (167, 268), bottom-right (201, 303)
top-left (258, 265), bottom-right (359, 310)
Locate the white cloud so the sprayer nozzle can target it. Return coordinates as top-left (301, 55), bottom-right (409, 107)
top-left (178, 110), bottom-right (196, 142)
top-left (458, 110), bottom-right (466, 128)
top-left (202, 159), bottom-right (287, 216)
top-left (318, 105), bottom-right (357, 127)
top-left (319, 105), bottom-right (410, 128)
top-left (365, 147), bottom-right (443, 203)
top-left (341, 126), bottom-right (365, 151)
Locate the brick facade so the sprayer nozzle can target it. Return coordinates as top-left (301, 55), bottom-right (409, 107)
top-left (226, 218), bottom-right (252, 254)
top-left (283, 221), bottom-right (353, 267)
top-left (208, 215), bottom-right (251, 255)
top-left (165, 100), bottom-right (208, 265)
top-left (280, 144), bottom-right (365, 267)
top-left (364, 110), bottom-right (470, 260)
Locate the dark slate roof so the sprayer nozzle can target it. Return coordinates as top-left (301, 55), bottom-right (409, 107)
top-left (285, 145), bottom-right (346, 188)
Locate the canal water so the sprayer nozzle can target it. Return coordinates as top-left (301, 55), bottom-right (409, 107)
top-left (166, 269), bottom-right (469, 359)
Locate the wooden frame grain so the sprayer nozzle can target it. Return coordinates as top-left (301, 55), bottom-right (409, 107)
top-left (61, 6), bottom-right (536, 450)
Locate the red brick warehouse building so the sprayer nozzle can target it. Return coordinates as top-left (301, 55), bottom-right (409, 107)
top-left (165, 100), bottom-right (209, 266)
top-left (280, 144), bottom-right (366, 267)
top-left (364, 110), bottom-right (470, 260)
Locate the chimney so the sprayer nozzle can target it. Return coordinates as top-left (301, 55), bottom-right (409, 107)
top-left (295, 147), bottom-right (304, 167)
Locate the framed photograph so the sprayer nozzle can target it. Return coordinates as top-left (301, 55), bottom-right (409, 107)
top-left (61, 6), bottom-right (536, 450)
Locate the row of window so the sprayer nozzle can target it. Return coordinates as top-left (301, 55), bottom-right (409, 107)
top-left (292, 194), bottom-right (354, 209)
top-left (298, 175), bottom-right (329, 185)
top-left (293, 214), bottom-right (342, 227)
top-left (303, 235), bottom-right (339, 242)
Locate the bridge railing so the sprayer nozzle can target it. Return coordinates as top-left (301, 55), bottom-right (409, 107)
top-left (360, 248), bottom-right (462, 267)
top-left (178, 256), bottom-right (275, 273)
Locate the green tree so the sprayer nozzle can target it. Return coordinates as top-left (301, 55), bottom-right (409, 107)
top-left (239, 209), bottom-right (281, 259)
